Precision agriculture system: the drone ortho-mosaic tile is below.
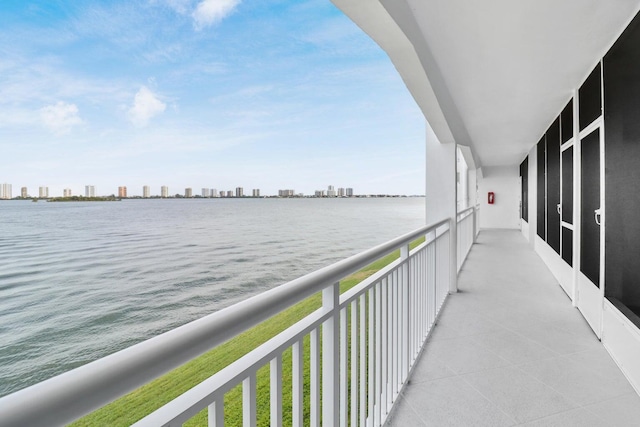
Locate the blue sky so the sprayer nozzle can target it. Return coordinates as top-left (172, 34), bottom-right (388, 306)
top-left (0, 0), bottom-right (425, 197)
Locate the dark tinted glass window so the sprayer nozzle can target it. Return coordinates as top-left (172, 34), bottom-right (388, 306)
top-left (580, 130), bottom-right (600, 287)
top-left (562, 147), bottom-right (573, 224)
top-left (536, 137), bottom-right (546, 239)
top-left (604, 11), bottom-right (640, 318)
top-left (562, 227), bottom-right (573, 266)
top-left (579, 63), bottom-right (602, 131)
top-left (561, 99), bottom-right (573, 143)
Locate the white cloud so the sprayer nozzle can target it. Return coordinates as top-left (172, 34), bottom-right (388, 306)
top-left (128, 86), bottom-right (166, 127)
top-left (192, 0), bottom-right (240, 30)
top-left (40, 101), bottom-right (82, 134)
top-left (158, 0), bottom-right (193, 15)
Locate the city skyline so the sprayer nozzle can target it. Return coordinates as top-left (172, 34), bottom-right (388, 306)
top-left (0, 183), bottom-right (371, 199)
top-left (0, 1), bottom-right (425, 197)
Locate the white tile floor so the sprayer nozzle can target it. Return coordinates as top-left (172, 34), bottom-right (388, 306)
top-left (385, 230), bottom-right (640, 426)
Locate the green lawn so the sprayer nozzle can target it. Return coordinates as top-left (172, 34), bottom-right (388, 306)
top-left (70, 238), bottom-right (424, 427)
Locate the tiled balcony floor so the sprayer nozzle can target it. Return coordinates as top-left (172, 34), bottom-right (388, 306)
top-left (386, 230), bottom-right (640, 426)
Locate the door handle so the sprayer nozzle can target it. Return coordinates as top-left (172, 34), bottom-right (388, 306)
top-left (594, 208), bottom-right (602, 226)
top-left (557, 203), bottom-right (561, 215)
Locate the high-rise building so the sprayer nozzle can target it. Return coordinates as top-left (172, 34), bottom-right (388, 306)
top-left (161, 186), bottom-right (169, 198)
top-left (143, 186), bottom-right (150, 198)
top-left (235, 187), bottom-right (244, 197)
top-left (64, 188), bottom-right (72, 197)
top-left (118, 186), bottom-right (127, 198)
top-left (211, 189), bottom-right (218, 198)
top-left (252, 189), bottom-right (260, 197)
top-left (278, 189), bottom-right (295, 197)
top-left (21, 187), bottom-right (28, 198)
top-left (337, 187), bottom-right (345, 197)
top-left (315, 190), bottom-right (325, 197)
top-left (226, 190), bottom-right (233, 197)
top-left (39, 187), bottom-right (49, 198)
top-left (1, 183), bottom-right (12, 200)
top-left (346, 188), bottom-right (354, 197)
top-left (85, 185), bottom-right (95, 197)
top-left (202, 188), bottom-right (210, 198)
top-left (185, 188), bottom-right (193, 198)
top-left (327, 185), bottom-right (337, 197)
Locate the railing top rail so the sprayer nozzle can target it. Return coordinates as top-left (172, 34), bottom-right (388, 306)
top-left (457, 206), bottom-right (475, 217)
top-left (0, 217), bottom-right (450, 427)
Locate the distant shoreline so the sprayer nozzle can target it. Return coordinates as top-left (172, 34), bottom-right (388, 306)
top-left (3, 195), bottom-right (425, 202)
top-left (47, 196), bottom-right (121, 202)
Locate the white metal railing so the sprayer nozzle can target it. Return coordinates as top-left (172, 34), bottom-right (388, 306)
top-left (456, 207), bottom-right (476, 273)
top-left (0, 216), bottom-right (474, 427)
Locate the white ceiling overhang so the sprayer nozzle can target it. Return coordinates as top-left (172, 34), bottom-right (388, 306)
top-left (332, 0), bottom-right (640, 168)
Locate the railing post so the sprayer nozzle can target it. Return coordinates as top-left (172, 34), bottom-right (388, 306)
top-left (322, 282), bottom-right (340, 427)
top-left (472, 207), bottom-right (478, 243)
top-left (450, 218), bottom-right (458, 293)
top-left (401, 244), bottom-right (410, 380)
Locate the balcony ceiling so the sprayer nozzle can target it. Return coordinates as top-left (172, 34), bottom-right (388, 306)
top-left (333, 0), bottom-right (640, 167)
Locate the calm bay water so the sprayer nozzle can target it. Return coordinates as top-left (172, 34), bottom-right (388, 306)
top-left (0, 197), bottom-right (424, 397)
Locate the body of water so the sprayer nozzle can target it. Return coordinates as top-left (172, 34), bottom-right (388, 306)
top-left (0, 197), bottom-right (424, 396)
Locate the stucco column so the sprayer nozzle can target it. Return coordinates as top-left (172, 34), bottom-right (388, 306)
top-left (425, 121), bottom-right (458, 293)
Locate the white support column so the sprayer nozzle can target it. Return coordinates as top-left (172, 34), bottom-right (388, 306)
top-left (322, 283), bottom-right (340, 427)
top-left (425, 121), bottom-right (458, 293)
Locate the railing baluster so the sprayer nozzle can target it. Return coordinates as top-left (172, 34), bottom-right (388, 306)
top-left (243, 374), bottom-right (256, 427)
top-left (412, 255), bottom-right (417, 357)
top-left (208, 396), bottom-right (224, 427)
top-left (420, 251), bottom-right (428, 346)
top-left (381, 277), bottom-right (388, 417)
top-left (375, 281), bottom-right (382, 425)
top-left (415, 257), bottom-right (419, 355)
top-left (310, 328), bottom-right (320, 427)
top-left (292, 340), bottom-right (303, 427)
top-left (367, 288), bottom-right (375, 426)
top-left (350, 300), bottom-right (358, 427)
top-left (340, 307), bottom-right (348, 427)
top-left (401, 245), bottom-right (409, 382)
top-left (392, 269), bottom-right (398, 398)
top-left (386, 274), bottom-right (393, 409)
top-left (270, 355), bottom-right (282, 427)
top-left (359, 294), bottom-right (366, 427)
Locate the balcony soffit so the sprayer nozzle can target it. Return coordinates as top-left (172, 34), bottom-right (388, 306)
top-left (335, 0), bottom-right (640, 167)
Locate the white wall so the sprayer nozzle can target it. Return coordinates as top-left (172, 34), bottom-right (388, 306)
top-left (479, 165), bottom-right (520, 229)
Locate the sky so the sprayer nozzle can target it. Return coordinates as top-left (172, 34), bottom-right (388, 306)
top-left (0, 0), bottom-right (426, 197)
